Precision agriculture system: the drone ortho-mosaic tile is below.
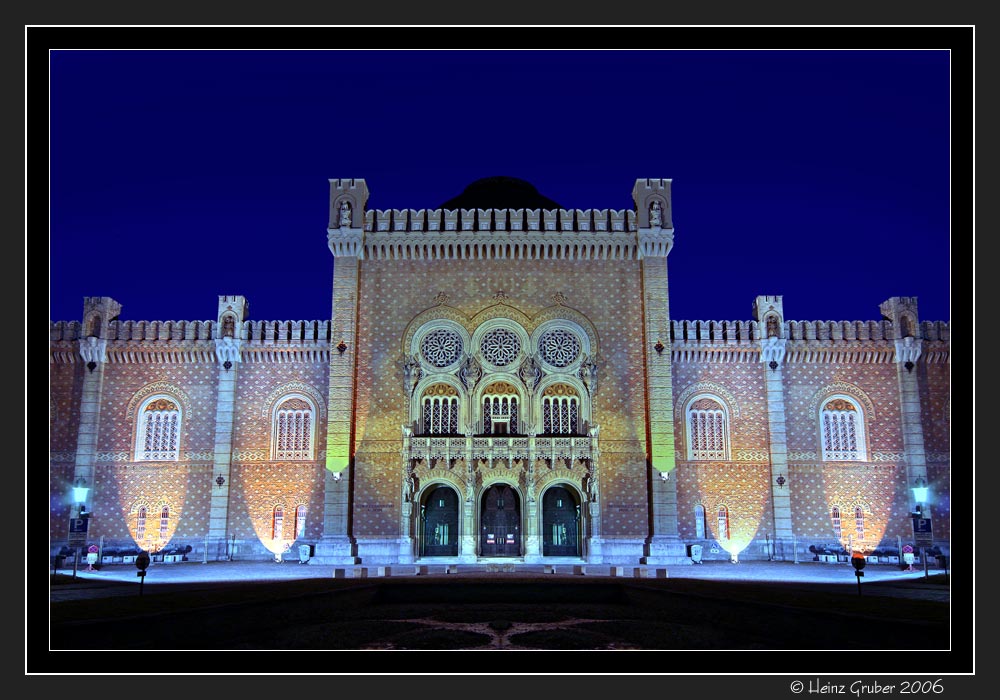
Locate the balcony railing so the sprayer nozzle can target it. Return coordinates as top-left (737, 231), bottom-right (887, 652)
top-left (406, 435), bottom-right (593, 463)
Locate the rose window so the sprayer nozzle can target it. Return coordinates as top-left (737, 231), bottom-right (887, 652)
top-left (420, 329), bottom-right (463, 368)
top-left (480, 328), bottom-right (521, 367)
top-left (539, 329), bottom-right (581, 368)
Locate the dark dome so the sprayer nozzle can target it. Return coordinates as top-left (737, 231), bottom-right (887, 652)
top-left (439, 177), bottom-right (563, 210)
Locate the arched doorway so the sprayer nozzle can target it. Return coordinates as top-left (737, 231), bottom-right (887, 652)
top-left (421, 485), bottom-right (459, 557)
top-left (480, 484), bottom-right (521, 557)
top-left (542, 485), bottom-right (580, 556)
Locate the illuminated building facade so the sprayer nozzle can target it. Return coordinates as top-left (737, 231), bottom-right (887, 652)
top-left (48, 178), bottom-right (950, 566)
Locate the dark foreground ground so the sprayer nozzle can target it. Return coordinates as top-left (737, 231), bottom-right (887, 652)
top-left (46, 561), bottom-right (950, 654)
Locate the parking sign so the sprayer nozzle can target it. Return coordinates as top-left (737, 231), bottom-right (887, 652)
top-left (912, 517), bottom-right (933, 547)
top-left (68, 517), bottom-right (88, 547)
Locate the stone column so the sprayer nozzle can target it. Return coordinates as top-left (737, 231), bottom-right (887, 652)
top-left (523, 437), bottom-right (541, 562)
top-left (398, 430), bottom-right (415, 564)
top-left (460, 436), bottom-right (477, 562)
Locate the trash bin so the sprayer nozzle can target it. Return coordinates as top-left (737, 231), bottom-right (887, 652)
top-left (53, 555), bottom-right (65, 571)
top-left (689, 544), bottom-right (703, 563)
top-left (298, 544), bottom-right (311, 564)
top-left (936, 554), bottom-right (948, 569)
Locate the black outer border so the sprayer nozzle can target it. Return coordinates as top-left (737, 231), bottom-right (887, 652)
top-left (30, 24), bottom-right (970, 684)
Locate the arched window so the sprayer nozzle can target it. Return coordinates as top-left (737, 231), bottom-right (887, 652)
top-left (854, 506), bottom-right (865, 543)
top-left (717, 505), bottom-right (730, 540)
top-left (272, 396), bottom-right (315, 461)
top-left (694, 504), bottom-right (706, 539)
top-left (273, 506), bottom-right (284, 540)
top-left (686, 397), bottom-right (730, 460)
top-left (295, 505), bottom-right (307, 539)
top-left (821, 397), bottom-right (867, 461)
top-left (541, 384), bottom-right (579, 435)
top-left (421, 384), bottom-right (460, 435)
top-left (136, 506), bottom-right (147, 542)
top-left (159, 506), bottom-right (169, 541)
top-left (481, 381), bottom-right (519, 435)
top-left (136, 397), bottom-right (181, 461)
top-left (831, 506), bottom-right (842, 540)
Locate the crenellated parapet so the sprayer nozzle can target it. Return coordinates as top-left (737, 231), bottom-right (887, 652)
top-left (50, 317), bottom-right (334, 364)
top-left (364, 207), bottom-right (639, 234)
top-left (334, 208), bottom-right (648, 261)
top-left (669, 317), bottom-right (950, 364)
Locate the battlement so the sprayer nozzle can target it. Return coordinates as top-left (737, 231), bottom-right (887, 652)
top-left (50, 319), bottom-right (334, 344)
top-left (669, 318), bottom-right (950, 344)
top-left (361, 208), bottom-right (640, 234)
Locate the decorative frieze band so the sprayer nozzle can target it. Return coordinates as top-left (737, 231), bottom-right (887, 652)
top-left (92, 450), bottom-right (217, 463)
top-left (50, 345), bottom-right (331, 365)
top-left (733, 449), bottom-right (770, 462)
top-left (230, 449), bottom-right (327, 462)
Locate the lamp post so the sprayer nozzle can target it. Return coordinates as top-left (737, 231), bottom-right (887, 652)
top-left (912, 478), bottom-right (930, 578)
top-left (70, 478), bottom-right (90, 580)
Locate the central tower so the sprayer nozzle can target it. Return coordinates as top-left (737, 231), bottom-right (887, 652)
top-left (320, 177), bottom-right (687, 566)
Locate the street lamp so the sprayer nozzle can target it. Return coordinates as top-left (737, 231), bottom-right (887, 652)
top-left (72, 478), bottom-right (89, 513)
top-left (70, 478), bottom-right (90, 580)
top-left (912, 477), bottom-right (929, 512)
top-left (911, 477), bottom-right (931, 579)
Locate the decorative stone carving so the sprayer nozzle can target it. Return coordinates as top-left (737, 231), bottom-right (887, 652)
top-left (518, 354), bottom-right (542, 394)
top-left (403, 464), bottom-right (416, 503)
top-left (895, 337), bottom-right (923, 365)
top-left (339, 200), bottom-right (352, 228)
top-left (78, 336), bottom-right (107, 365)
top-left (401, 354), bottom-right (422, 397)
top-left (585, 464), bottom-right (599, 503)
top-left (458, 353), bottom-right (483, 392)
top-left (214, 336), bottom-right (242, 365)
top-left (650, 200), bottom-right (662, 227)
top-left (760, 336), bottom-right (786, 365)
top-left (579, 353), bottom-right (599, 396)
top-left (420, 329), bottom-right (463, 368)
top-left (538, 328), bottom-right (581, 368)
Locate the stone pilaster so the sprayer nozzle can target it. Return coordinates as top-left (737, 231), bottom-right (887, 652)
top-left (755, 295), bottom-right (793, 556)
top-left (895, 338), bottom-right (928, 510)
top-left (207, 342), bottom-right (239, 550)
top-left (72, 337), bottom-right (107, 508)
top-left (634, 179), bottom-right (687, 565)
top-left (207, 296), bottom-right (247, 557)
top-left (761, 340), bottom-right (793, 548)
top-left (314, 178), bottom-right (367, 564)
top-left (880, 298), bottom-right (929, 513)
top-left (72, 297), bottom-right (121, 519)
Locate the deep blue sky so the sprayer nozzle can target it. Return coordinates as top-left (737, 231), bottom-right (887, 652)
top-left (48, 49), bottom-right (953, 325)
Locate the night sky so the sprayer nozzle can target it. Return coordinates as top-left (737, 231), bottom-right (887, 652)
top-left (47, 45), bottom-right (955, 327)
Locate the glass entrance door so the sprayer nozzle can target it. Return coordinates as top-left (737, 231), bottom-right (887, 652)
top-left (542, 485), bottom-right (580, 556)
top-left (480, 484), bottom-right (520, 557)
top-left (421, 485), bottom-right (459, 557)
